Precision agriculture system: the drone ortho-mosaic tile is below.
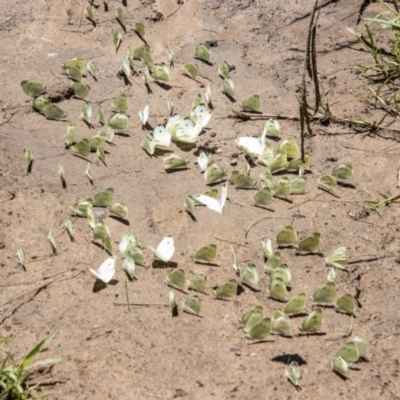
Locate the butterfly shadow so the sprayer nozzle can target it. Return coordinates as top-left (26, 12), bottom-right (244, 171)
top-left (274, 196), bottom-right (293, 204)
top-left (166, 284), bottom-right (188, 295)
top-left (247, 339), bottom-right (275, 346)
top-left (337, 181), bottom-right (356, 189)
top-left (134, 31), bottom-right (147, 44)
top-left (72, 153), bottom-right (93, 163)
top-left (183, 311), bottom-right (204, 319)
top-left (154, 81), bottom-right (172, 91)
top-left (93, 278), bottom-right (118, 293)
top-left (333, 371), bottom-right (349, 381)
top-left (152, 260), bottom-right (178, 269)
top-left (253, 205), bottom-right (275, 212)
top-left (185, 210), bottom-right (197, 222)
top-left (109, 215), bottom-right (130, 226)
top-left (242, 282), bottom-right (261, 293)
top-left (175, 142), bottom-right (197, 153)
top-left (295, 251), bottom-right (324, 258)
top-left (145, 83), bottom-right (153, 95)
top-left (27, 161), bottom-right (34, 174)
top-left (271, 354), bottom-right (307, 366)
top-left (194, 57), bottom-right (214, 67)
top-left (298, 332), bottom-right (326, 337)
top-left (318, 187), bottom-right (341, 198)
top-left (193, 261), bottom-right (219, 267)
top-left (117, 20), bottom-right (127, 33)
top-left (114, 131), bottom-right (131, 138)
top-left (165, 167), bottom-right (190, 174)
top-left (286, 312), bottom-right (309, 319)
top-left (223, 92), bottom-right (236, 103)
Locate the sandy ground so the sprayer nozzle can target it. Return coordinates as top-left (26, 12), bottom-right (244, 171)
top-left (1, 0), bottom-right (400, 399)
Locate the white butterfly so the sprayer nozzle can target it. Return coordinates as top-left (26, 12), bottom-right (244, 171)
top-left (166, 113), bottom-right (182, 135)
top-left (174, 118), bottom-right (202, 144)
top-left (150, 234), bottom-right (175, 262)
top-left (153, 124), bottom-right (171, 150)
top-left (138, 105), bottom-right (149, 126)
top-left (194, 183), bottom-right (228, 214)
top-left (89, 256), bottom-right (116, 283)
top-left (119, 233), bottom-right (138, 253)
top-left (235, 127), bottom-right (268, 156)
top-left (190, 104), bottom-right (211, 129)
top-left (197, 150), bottom-right (213, 172)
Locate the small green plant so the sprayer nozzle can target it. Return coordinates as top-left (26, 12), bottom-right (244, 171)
top-left (0, 332), bottom-right (59, 399)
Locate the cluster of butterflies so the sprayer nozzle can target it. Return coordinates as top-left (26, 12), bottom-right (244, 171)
top-left (69, 187), bottom-right (128, 253)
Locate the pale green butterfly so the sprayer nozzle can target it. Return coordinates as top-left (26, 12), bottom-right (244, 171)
top-left (268, 279), bottom-right (287, 301)
top-left (153, 63), bottom-right (170, 82)
top-left (89, 136), bottom-right (105, 151)
top-left (96, 146), bottom-right (106, 164)
top-left (213, 279), bottom-right (238, 299)
top-left (43, 103), bottom-right (66, 120)
top-left (174, 118), bottom-right (202, 144)
top-left (85, 5), bottom-right (96, 23)
top-left (277, 137), bottom-right (299, 158)
top-left (72, 139), bottom-right (90, 158)
top-left (230, 245), bottom-right (239, 274)
top-left (252, 187), bottom-right (273, 206)
top-left (119, 234), bottom-right (139, 254)
top-left (134, 22), bottom-right (145, 37)
top-left (335, 294), bottom-right (355, 315)
top-left (272, 315), bottom-right (292, 336)
top-left (70, 198), bottom-right (93, 217)
top-left (112, 94), bottom-right (128, 113)
top-left (297, 232), bottom-right (320, 252)
top-left (239, 305), bottom-right (263, 326)
top-left (312, 281), bottom-right (336, 303)
top-left (166, 268), bottom-right (186, 288)
top-left (264, 253), bottom-right (282, 271)
top-left (63, 57), bottom-right (84, 72)
top-left (273, 177), bottom-right (291, 196)
top-left (182, 63), bottom-right (199, 79)
top-left (195, 44), bottom-right (211, 63)
top-left (89, 256), bottom-right (115, 284)
top-left (121, 56), bottom-right (130, 78)
top-left (86, 205), bottom-right (96, 230)
top-left (289, 177), bottom-right (307, 194)
top-left (218, 61), bottom-right (230, 79)
top-left (276, 226), bottom-right (297, 245)
top-left (115, 7), bottom-right (125, 27)
top-left (81, 102), bottom-right (92, 124)
top-left (32, 96), bottom-right (48, 112)
top-left (336, 342), bottom-right (359, 363)
top-left (182, 295), bottom-right (201, 315)
top-left (352, 336), bottom-right (368, 359)
top-left (263, 118), bottom-right (280, 138)
top-left (112, 30), bottom-right (122, 51)
top-left (102, 236), bottom-right (113, 255)
top-left (23, 148), bottom-right (33, 171)
top-left (272, 314), bottom-right (291, 336)
top-left (270, 265), bottom-right (292, 285)
top-left (260, 168), bottom-right (273, 189)
top-left (222, 78), bottom-right (235, 97)
top-left (16, 247), bottom-right (25, 268)
top-left (283, 292), bottom-right (306, 315)
top-left (270, 151), bottom-right (287, 173)
top-left (204, 163), bottom-right (225, 184)
top-left (193, 244), bottom-right (217, 263)
top-left (327, 267), bottom-right (337, 283)
top-left (132, 44), bottom-right (153, 68)
top-left (66, 65), bottom-right (82, 82)
top-left (163, 153), bottom-right (187, 170)
top-left (285, 361), bottom-right (301, 387)
top-left (98, 107), bottom-right (107, 125)
top-left (331, 356), bottom-right (348, 377)
top-left (298, 307), bottom-right (323, 333)
top-left (110, 203), bottom-right (128, 219)
top-left (287, 153), bottom-right (310, 170)
top-left (242, 94), bottom-right (261, 112)
top-left (71, 82), bottom-right (91, 99)
top-left (87, 61), bottom-right (96, 79)
top-left (169, 290), bottom-right (177, 315)
top-left (187, 273), bottom-right (207, 293)
top-left (243, 312), bottom-right (263, 334)
top-left (97, 125), bottom-right (114, 143)
top-left (150, 234), bottom-right (175, 263)
top-left (184, 195), bottom-right (196, 215)
top-left (123, 254), bottom-right (135, 279)
top-left (332, 164), bottom-right (353, 180)
top-left (318, 174), bottom-right (337, 192)
top-left (232, 171), bottom-right (256, 188)
top-left (93, 221), bottom-right (110, 241)
top-left (325, 247), bottom-right (347, 270)
top-left (245, 317), bottom-right (272, 340)
top-left (21, 80), bottom-right (46, 98)
top-left (93, 187), bottom-right (114, 207)
top-left (109, 112), bottom-right (128, 130)
top-left (240, 264), bottom-right (259, 285)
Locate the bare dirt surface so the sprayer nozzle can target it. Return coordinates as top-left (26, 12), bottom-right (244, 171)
top-left (1, 0), bottom-right (400, 399)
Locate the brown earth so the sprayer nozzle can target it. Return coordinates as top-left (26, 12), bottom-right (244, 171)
top-left (1, 0), bottom-right (400, 399)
